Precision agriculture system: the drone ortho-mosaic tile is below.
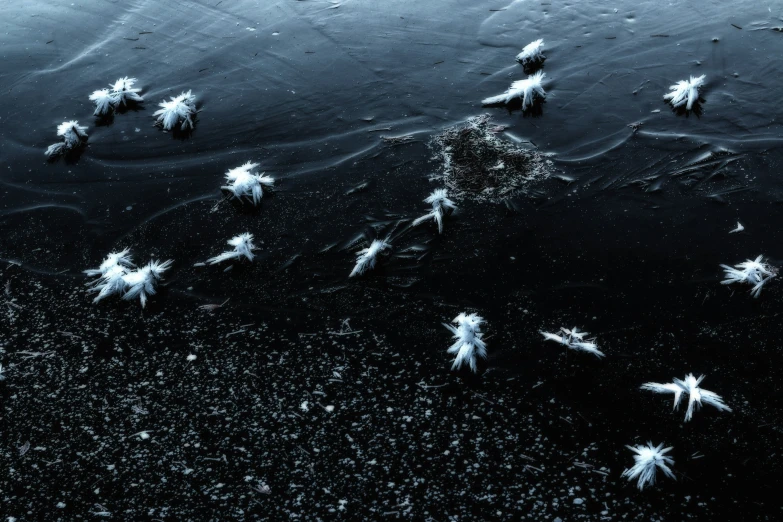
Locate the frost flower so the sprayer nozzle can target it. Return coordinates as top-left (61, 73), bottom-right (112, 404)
top-left (89, 77), bottom-right (144, 116)
top-left (720, 255), bottom-right (777, 297)
top-left (45, 121), bottom-right (88, 157)
top-left (412, 189), bottom-right (457, 234)
top-left (122, 259), bottom-right (173, 308)
top-left (84, 249), bottom-right (134, 277)
top-left (206, 233), bottom-right (257, 265)
top-left (222, 162), bottom-right (275, 205)
top-left (444, 313), bottom-right (487, 373)
top-left (641, 373), bottom-right (732, 422)
top-left (110, 77), bottom-right (144, 107)
top-left (89, 89), bottom-right (115, 117)
top-left (663, 75), bottom-right (705, 111)
top-left (482, 71), bottom-right (546, 110)
top-left (348, 239), bottom-right (391, 277)
top-left (541, 327), bottom-right (604, 358)
top-left (349, 239), bottom-right (390, 277)
top-left (91, 265), bottom-right (130, 303)
top-left (153, 90), bottom-right (197, 131)
top-left (515, 39), bottom-right (545, 69)
top-left (621, 442), bottom-right (675, 490)
top-left (87, 254), bottom-right (171, 308)
top-left (85, 249), bottom-right (136, 303)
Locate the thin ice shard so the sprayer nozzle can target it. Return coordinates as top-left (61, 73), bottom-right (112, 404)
top-left (728, 221), bottom-right (744, 234)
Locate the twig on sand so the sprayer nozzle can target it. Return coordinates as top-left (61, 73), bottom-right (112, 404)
top-left (416, 381), bottom-right (448, 390)
top-left (327, 329), bottom-right (363, 336)
top-left (15, 351), bottom-right (55, 359)
top-left (199, 298), bottom-right (230, 311)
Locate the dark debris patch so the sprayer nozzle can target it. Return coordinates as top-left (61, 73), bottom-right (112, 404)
top-left (1, 151), bottom-right (780, 520)
top-left (430, 115), bottom-right (553, 202)
top-left (3, 262), bottom-right (778, 521)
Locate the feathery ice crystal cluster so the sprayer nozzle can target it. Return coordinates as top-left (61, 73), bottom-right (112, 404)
top-left (45, 121), bottom-right (88, 158)
top-left (89, 77), bottom-right (144, 116)
top-left (85, 250), bottom-right (172, 308)
top-left (412, 189), bottom-right (457, 234)
top-left (482, 71), bottom-right (547, 110)
top-left (153, 90), bottom-right (197, 131)
top-left (641, 373), bottom-right (732, 422)
top-left (349, 239), bottom-right (390, 277)
top-left (444, 313), bottom-right (487, 373)
top-left (541, 327), bottom-right (604, 358)
top-left (621, 442), bottom-right (675, 490)
top-left (515, 39), bottom-right (545, 70)
top-left (206, 233), bottom-right (257, 265)
top-left (663, 75), bottom-right (705, 111)
top-left (222, 162), bottom-right (275, 205)
top-left (720, 255), bottom-right (777, 298)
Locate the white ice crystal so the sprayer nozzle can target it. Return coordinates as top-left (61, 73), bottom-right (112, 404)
top-left (45, 120), bottom-right (88, 157)
top-left (222, 162), bottom-right (275, 205)
top-left (89, 77), bottom-right (144, 116)
top-left (84, 249), bottom-right (134, 277)
top-left (206, 233), bottom-right (257, 265)
top-left (663, 75), bottom-right (705, 111)
top-left (0, 363), bottom-right (5, 382)
top-left (88, 255), bottom-right (172, 307)
top-left (110, 77), bottom-right (144, 107)
top-left (121, 259), bottom-right (173, 308)
top-left (641, 373), bottom-right (732, 422)
top-left (444, 313), bottom-right (487, 373)
top-left (412, 189), bottom-right (457, 234)
top-left (349, 239), bottom-right (390, 277)
top-left (621, 442), bottom-right (675, 490)
top-left (515, 39), bottom-right (545, 67)
top-left (729, 221), bottom-right (744, 234)
top-left (153, 90), bottom-right (197, 131)
top-left (541, 327), bottom-right (604, 358)
top-left (91, 264), bottom-right (131, 303)
top-left (89, 89), bottom-right (115, 117)
top-left (720, 255), bottom-right (777, 298)
top-left (482, 71), bottom-right (546, 110)
top-left (85, 249), bottom-right (135, 303)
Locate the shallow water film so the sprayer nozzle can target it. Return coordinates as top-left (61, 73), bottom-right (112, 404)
top-left (2, 0), bottom-right (783, 520)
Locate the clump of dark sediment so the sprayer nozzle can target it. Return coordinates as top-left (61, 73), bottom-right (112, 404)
top-left (431, 114), bottom-right (552, 201)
